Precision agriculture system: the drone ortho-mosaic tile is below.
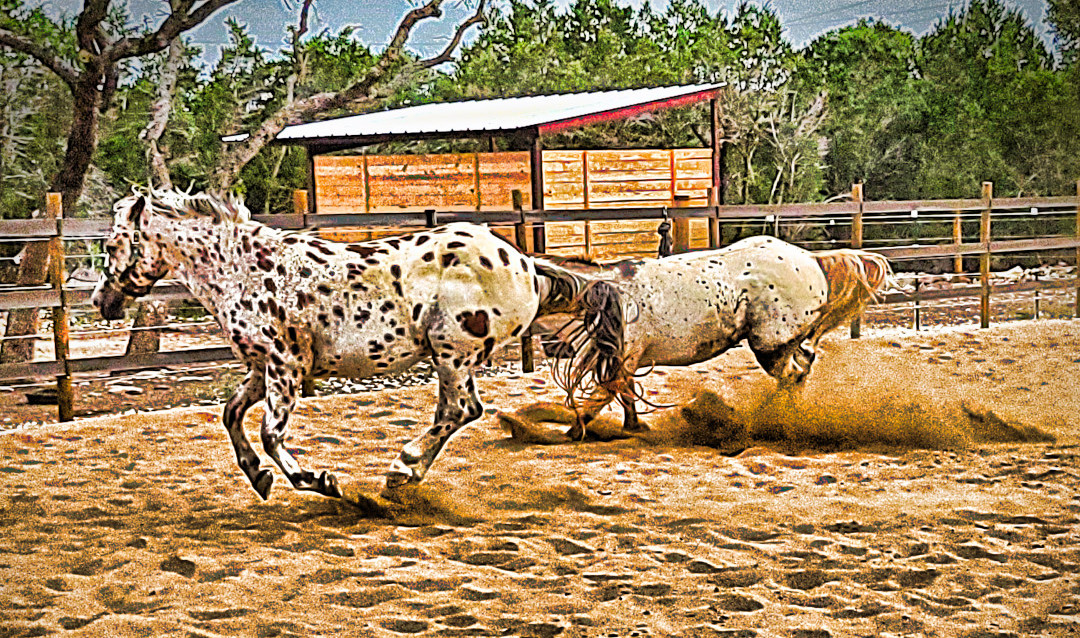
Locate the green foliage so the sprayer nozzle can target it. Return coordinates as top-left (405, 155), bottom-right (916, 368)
top-left (3, 0), bottom-right (1078, 217)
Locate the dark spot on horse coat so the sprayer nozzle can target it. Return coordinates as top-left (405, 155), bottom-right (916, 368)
top-left (316, 284), bottom-right (333, 296)
top-left (415, 235), bottom-right (430, 245)
top-left (423, 252), bottom-right (435, 262)
top-left (442, 253), bottom-right (459, 268)
top-left (479, 256), bottom-right (493, 269)
top-left (380, 301), bottom-right (395, 313)
top-left (308, 253), bottom-right (328, 265)
top-left (299, 267), bottom-right (312, 278)
top-left (458, 310), bottom-right (490, 338)
top-left (498, 248), bottom-right (510, 266)
top-left (447, 241), bottom-right (466, 249)
top-left (346, 244), bottom-right (376, 257)
top-left (412, 304), bottom-right (423, 321)
top-left (283, 236), bottom-right (299, 245)
top-left (256, 254), bottom-right (274, 272)
top-left (264, 278), bottom-right (277, 294)
top-left (296, 291), bottom-right (310, 310)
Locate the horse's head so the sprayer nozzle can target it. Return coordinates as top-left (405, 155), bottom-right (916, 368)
top-left (91, 194), bottom-right (171, 320)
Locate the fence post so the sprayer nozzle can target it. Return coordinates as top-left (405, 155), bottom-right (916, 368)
top-left (850, 183), bottom-right (864, 338)
top-left (512, 189), bottom-right (535, 373)
top-left (47, 193), bottom-right (73, 421)
top-left (707, 187), bottom-right (721, 249)
top-left (672, 194), bottom-right (692, 253)
top-left (293, 189), bottom-right (308, 229)
top-left (980, 181), bottom-right (993, 329)
top-left (952, 209), bottom-right (963, 274)
top-left (299, 175), bottom-right (317, 394)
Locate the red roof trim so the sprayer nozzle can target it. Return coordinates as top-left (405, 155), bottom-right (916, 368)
top-left (537, 87), bottom-right (720, 136)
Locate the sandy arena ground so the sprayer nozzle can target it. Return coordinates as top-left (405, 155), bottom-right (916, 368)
top-left (1, 319), bottom-right (1079, 637)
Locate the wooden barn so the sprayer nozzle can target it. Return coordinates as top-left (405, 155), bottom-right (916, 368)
top-left (271, 84), bottom-right (726, 260)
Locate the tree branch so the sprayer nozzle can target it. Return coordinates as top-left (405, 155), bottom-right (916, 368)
top-left (209, 0), bottom-right (493, 194)
top-left (106, 0), bottom-right (242, 61)
top-left (75, 0), bottom-right (110, 53)
top-left (419, 0), bottom-right (486, 69)
top-left (0, 28), bottom-right (79, 89)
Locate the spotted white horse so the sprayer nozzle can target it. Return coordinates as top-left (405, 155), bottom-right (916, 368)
top-left (92, 191), bottom-right (621, 498)
top-left (540, 235), bottom-right (893, 438)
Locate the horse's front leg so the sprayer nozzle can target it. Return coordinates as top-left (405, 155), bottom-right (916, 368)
top-left (386, 365), bottom-right (483, 488)
top-left (223, 366), bottom-right (272, 499)
top-left (260, 362), bottom-right (341, 499)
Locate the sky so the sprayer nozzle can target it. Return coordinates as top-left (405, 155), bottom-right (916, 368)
top-left (33, 0), bottom-right (1053, 68)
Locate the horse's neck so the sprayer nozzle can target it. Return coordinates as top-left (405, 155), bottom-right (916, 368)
top-left (153, 216), bottom-right (247, 295)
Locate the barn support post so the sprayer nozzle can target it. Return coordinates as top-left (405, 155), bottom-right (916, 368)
top-left (47, 193), bottom-right (73, 421)
top-left (980, 181), bottom-right (993, 329)
top-left (473, 152), bottom-right (482, 211)
top-left (512, 189), bottom-right (535, 373)
top-left (305, 147), bottom-right (317, 218)
top-left (529, 131), bottom-right (546, 253)
top-left (850, 182), bottom-right (864, 338)
top-left (362, 153), bottom-right (372, 214)
top-left (583, 151), bottom-right (591, 258)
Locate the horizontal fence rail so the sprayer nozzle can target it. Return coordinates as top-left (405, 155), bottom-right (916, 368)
top-left (1, 180), bottom-right (1078, 421)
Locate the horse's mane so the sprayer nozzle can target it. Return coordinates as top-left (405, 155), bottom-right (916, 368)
top-left (115, 189), bottom-right (251, 225)
top-left (810, 249), bottom-right (894, 337)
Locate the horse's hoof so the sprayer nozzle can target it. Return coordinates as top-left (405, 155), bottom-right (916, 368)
top-left (253, 469), bottom-right (274, 500)
top-left (319, 471), bottom-right (342, 498)
top-left (385, 471), bottom-right (412, 489)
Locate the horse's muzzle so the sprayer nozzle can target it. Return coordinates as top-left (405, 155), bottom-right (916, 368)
top-left (91, 279), bottom-right (127, 320)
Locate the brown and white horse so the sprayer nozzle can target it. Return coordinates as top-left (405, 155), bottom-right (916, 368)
top-left (92, 191), bottom-right (621, 497)
top-left (538, 236), bottom-right (893, 438)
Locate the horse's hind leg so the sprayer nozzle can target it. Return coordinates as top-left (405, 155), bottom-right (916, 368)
top-left (387, 364), bottom-right (483, 488)
top-left (223, 366), bottom-right (273, 499)
top-left (260, 362), bottom-right (341, 498)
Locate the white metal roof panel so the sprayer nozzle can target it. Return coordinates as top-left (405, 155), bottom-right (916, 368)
top-left (275, 84), bottom-right (723, 141)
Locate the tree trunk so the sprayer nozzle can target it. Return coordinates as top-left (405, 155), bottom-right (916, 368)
top-left (0, 240), bottom-right (49, 364)
top-left (125, 300), bottom-right (167, 356)
top-left (0, 72), bottom-right (102, 364)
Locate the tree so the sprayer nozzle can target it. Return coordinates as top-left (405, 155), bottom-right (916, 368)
top-left (800, 20), bottom-right (926, 199)
top-left (203, 0), bottom-right (486, 196)
top-left (1047, 0), bottom-right (1080, 62)
top-left (0, 0), bottom-right (242, 363)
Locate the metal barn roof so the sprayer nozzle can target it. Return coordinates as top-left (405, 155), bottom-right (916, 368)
top-left (271, 83), bottom-right (723, 148)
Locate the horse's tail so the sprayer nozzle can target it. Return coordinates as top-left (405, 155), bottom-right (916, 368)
top-left (811, 249), bottom-right (894, 336)
top-left (532, 259), bottom-right (625, 404)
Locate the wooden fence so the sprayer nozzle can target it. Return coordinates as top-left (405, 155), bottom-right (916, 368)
top-left (1, 180), bottom-right (1078, 421)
